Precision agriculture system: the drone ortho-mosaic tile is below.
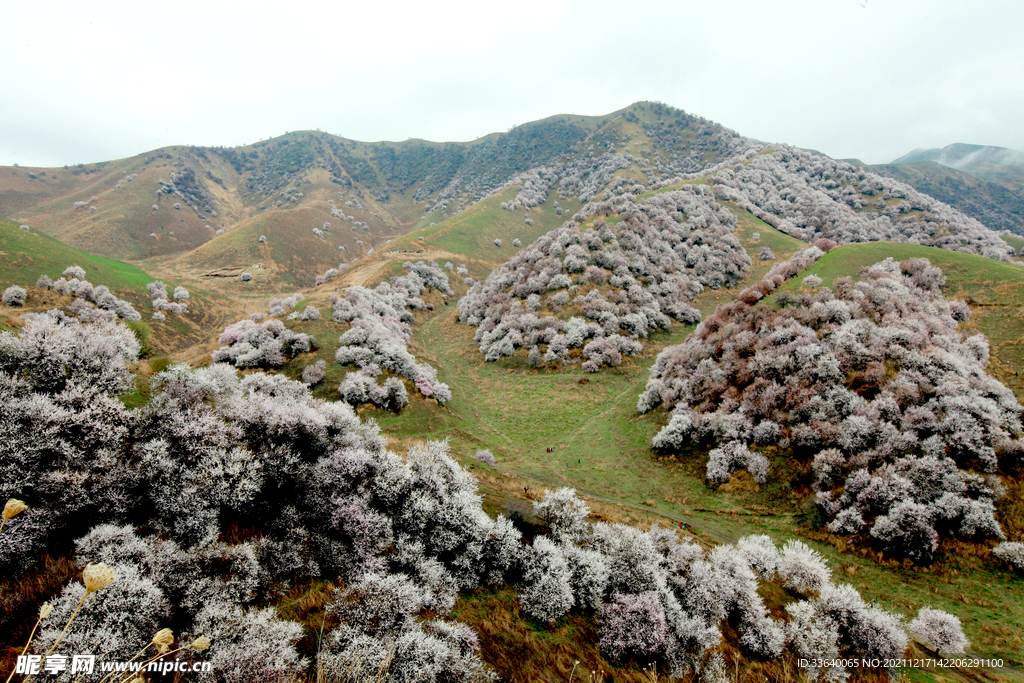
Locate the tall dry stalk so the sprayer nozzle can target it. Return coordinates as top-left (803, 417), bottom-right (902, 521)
top-left (22, 563), bottom-right (116, 683)
top-left (316, 645), bottom-right (395, 683)
top-left (3, 603), bottom-right (52, 683)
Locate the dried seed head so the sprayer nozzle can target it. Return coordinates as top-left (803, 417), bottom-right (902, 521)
top-left (82, 563), bottom-right (116, 593)
top-left (39, 602), bottom-right (53, 619)
top-left (189, 636), bottom-right (210, 651)
top-left (3, 499), bottom-right (27, 520)
top-left (152, 628), bottom-right (174, 653)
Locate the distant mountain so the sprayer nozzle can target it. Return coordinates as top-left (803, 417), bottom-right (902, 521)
top-left (0, 102), bottom-right (752, 279)
top-left (893, 143), bottom-right (1024, 185)
top-left (841, 144), bottom-right (1024, 236)
top-left (850, 158), bottom-right (1024, 235)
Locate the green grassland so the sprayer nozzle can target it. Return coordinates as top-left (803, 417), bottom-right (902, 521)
top-left (1002, 234), bottom-right (1024, 252)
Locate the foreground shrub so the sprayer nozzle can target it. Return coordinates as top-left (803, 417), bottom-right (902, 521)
top-left (2, 285), bottom-right (26, 306)
top-left (908, 607), bottom-right (969, 654)
top-left (599, 591), bottom-right (669, 660)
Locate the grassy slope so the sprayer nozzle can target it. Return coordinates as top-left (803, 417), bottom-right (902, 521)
top-left (1002, 234), bottom-right (1024, 252)
top-left (384, 188), bottom-right (581, 270)
top-left (0, 218), bottom-right (153, 291)
top-left (1, 154), bottom-right (221, 261)
top-left (0, 218), bottom-right (230, 357)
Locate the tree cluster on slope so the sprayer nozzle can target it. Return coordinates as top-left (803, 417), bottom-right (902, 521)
top-left (869, 161), bottom-right (1024, 236)
top-left (146, 281), bottom-right (189, 315)
top-left (333, 261), bottom-right (453, 407)
top-left (2, 285), bottom-right (26, 307)
top-left (268, 292), bottom-right (303, 317)
top-left (710, 146), bottom-right (1016, 261)
top-left (414, 119), bottom-right (589, 214)
top-left (639, 255), bottom-right (1022, 563)
top-left (314, 264), bottom-right (349, 287)
top-left (420, 103), bottom-right (761, 216)
top-left (638, 116), bottom-right (754, 180)
top-left (32, 266), bottom-right (142, 322)
top-left (211, 318), bottom-right (314, 368)
top-left (458, 186), bottom-right (750, 369)
top-left (158, 164), bottom-right (217, 221)
top-left (244, 138), bottom-right (317, 197)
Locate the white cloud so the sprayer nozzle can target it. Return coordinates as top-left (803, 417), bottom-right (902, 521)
top-left (2, 0), bottom-right (1022, 166)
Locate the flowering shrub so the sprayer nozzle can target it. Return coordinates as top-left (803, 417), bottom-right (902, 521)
top-left (34, 562), bottom-right (171, 668)
top-left (472, 449), bottom-right (497, 466)
top-left (519, 537), bottom-right (574, 622)
top-left (2, 285), bottom-right (26, 306)
top-left (908, 607), bottom-right (969, 654)
top-left (787, 583), bottom-right (907, 681)
top-left (599, 592), bottom-right (669, 660)
top-left (533, 487), bottom-right (590, 544)
top-left (147, 280), bottom-right (188, 315)
top-left (211, 318), bottom-right (314, 368)
top-left (640, 256), bottom-right (1021, 560)
top-left (302, 359), bottom-right (327, 386)
top-left (320, 574), bottom-right (495, 682)
top-left (777, 540), bottom-right (831, 594)
top-left (194, 601), bottom-right (305, 683)
top-left (993, 541), bottom-right (1024, 572)
top-left (338, 370), bottom-right (409, 412)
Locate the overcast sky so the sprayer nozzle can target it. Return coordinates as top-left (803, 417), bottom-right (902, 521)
top-left (2, 0), bottom-right (1021, 168)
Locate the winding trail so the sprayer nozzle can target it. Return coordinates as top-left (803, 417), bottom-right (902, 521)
top-left (338, 249), bottom-right (467, 288)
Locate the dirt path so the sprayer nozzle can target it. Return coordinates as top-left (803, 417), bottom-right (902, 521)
top-left (338, 249), bottom-right (468, 288)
